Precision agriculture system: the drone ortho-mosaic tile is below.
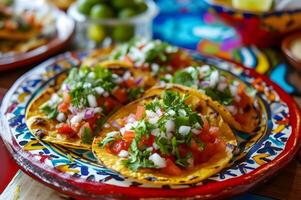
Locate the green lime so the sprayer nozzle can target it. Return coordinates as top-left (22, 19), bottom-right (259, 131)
top-left (136, 1), bottom-right (148, 14)
top-left (118, 8), bottom-right (137, 19)
top-left (87, 24), bottom-right (106, 43)
top-left (77, 0), bottom-right (98, 15)
top-left (90, 4), bottom-right (114, 19)
top-left (112, 25), bottom-right (134, 42)
top-left (112, 0), bottom-right (134, 9)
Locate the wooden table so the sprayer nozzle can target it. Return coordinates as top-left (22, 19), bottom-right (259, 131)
top-left (0, 65), bottom-right (300, 200)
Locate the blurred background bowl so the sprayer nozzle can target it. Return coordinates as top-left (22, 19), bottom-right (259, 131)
top-left (204, 0), bottom-right (301, 47)
top-left (68, 0), bottom-right (158, 49)
top-left (282, 31), bottom-right (301, 71)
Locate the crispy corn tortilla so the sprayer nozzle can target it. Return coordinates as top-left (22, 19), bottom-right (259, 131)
top-left (152, 83), bottom-right (259, 133)
top-left (26, 88), bottom-right (92, 150)
top-left (25, 64), bottom-right (155, 150)
top-left (92, 85), bottom-right (237, 185)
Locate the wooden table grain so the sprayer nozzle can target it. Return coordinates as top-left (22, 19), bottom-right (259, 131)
top-left (0, 66), bottom-right (300, 200)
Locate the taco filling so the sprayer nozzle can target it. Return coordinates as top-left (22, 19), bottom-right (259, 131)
top-left (109, 38), bottom-right (194, 76)
top-left (93, 86), bottom-right (236, 184)
top-left (164, 65), bottom-right (260, 133)
top-left (26, 64), bottom-right (148, 149)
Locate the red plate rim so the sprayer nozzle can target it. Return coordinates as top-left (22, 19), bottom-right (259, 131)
top-left (2, 52), bottom-right (301, 199)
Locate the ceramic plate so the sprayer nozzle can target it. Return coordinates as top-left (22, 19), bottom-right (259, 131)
top-left (0, 51), bottom-right (300, 199)
top-left (0, 1), bottom-right (74, 72)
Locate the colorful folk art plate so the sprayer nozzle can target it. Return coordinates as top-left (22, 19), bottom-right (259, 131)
top-left (0, 51), bottom-right (300, 199)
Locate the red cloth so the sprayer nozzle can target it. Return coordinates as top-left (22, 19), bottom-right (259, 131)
top-left (0, 90), bottom-right (19, 193)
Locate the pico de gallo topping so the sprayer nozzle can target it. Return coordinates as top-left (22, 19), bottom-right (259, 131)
top-left (110, 38), bottom-right (193, 75)
top-left (165, 66), bottom-right (257, 125)
top-left (39, 65), bottom-right (145, 144)
top-left (99, 91), bottom-right (226, 175)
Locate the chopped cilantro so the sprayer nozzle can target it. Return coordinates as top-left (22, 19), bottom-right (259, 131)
top-left (40, 102), bottom-right (58, 119)
top-left (82, 127), bottom-right (93, 144)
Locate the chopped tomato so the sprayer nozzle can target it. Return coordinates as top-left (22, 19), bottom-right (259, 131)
top-left (199, 132), bottom-right (216, 143)
top-left (58, 102), bottom-right (69, 113)
top-left (57, 124), bottom-right (76, 137)
top-left (105, 97), bottom-right (119, 112)
top-left (170, 52), bottom-right (192, 70)
top-left (190, 139), bottom-right (200, 152)
top-left (196, 143), bottom-right (215, 164)
top-left (215, 140), bottom-right (226, 153)
top-left (178, 144), bottom-right (190, 157)
top-left (161, 158), bottom-right (182, 176)
top-left (201, 117), bottom-right (209, 134)
top-left (86, 114), bottom-right (100, 129)
top-left (135, 105), bottom-right (145, 120)
top-left (112, 89), bottom-right (128, 104)
top-left (110, 139), bottom-right (130, 155)
top-left (123, 130), bottom-right (135, 143)
top-left (234, 113), bottom-right (248, 125)
top-left (125, 78), bottom-right (136, 88)
top-left (140, 135), bottom-right (155, 147)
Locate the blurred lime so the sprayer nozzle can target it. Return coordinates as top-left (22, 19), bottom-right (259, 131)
top-left (77, 0), bottom-right (98, 15)
top-left (118, 8), bottom-right (137, 19)
top-left (232, 0), bottom-right (273, 12)
top-left (112, 0), bottom-right (134, 9)
top-left (87, 24), bottom-right (106, 43)
top-left (135, 1), bottom-right (148, 14)
top-left (90, 4), bottom-right (114, 19)
top-left (112, 25), bottom-right (134, 42)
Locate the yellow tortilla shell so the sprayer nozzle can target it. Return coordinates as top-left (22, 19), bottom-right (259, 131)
top-left (92, 85), bottom-right (237, 185)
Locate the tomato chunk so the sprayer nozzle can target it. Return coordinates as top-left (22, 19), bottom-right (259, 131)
top-left (161, 158), bottom-right (182, 176)
top-left (112, 89), bottom-right (128, 104)
top-left (57, 124), bottom-right (76, 137)
top-left (110, 139), bottom-right (130, 155)
top-left (135, 105), bottom-right (145, 120)
top-left (123, 130), bottom-right (135, 143)
top-left (58, 102), bottom-right (69, 113)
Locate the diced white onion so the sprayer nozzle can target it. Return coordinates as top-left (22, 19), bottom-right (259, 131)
top-left (123, 71), bottom-right (131, 81)
top-left (179, 126), bottom-right (191, 136)
top-left (168, 110), bottom-right (176, 116)
top-left (198, 65), bottom-right (210, 74)
top-left (217, 83), bottom-right (227, 91)
top-left (95, 87), bottom-right (105, 95)
top-left (103, 92), bottom-right (109, 97)
top-left (191, 128), bottom-right (200, 135)
top-left (151, 63), bottom-right (159, 73)
top-left (70, 113), bottom-right (84, 125)
top-left (118, 150), bottom-right (128, 158)
top-left (226, 105), bottom-right (237, 115)
top-left (230, 85), bottom-right (238, 96)
top-left (149, 116), bottom-right (159, 124)
top-left (146, 110), bottom-right (157, 118)
top-left (94, 107), bottom-right (103, 113)
top-left (151, 128), bottom-right (160, 136)
top-left (87, 95), bottom-right (97, 107)
top-left (56, 113), bottom-right (66, 122)
top-left (165, 120), bottom-right (175, 133)
top-left (149, 153), bottom-right (166, 168)
top-left (209, 70), bottom-right (219, 88)
top-left (178, 109), bottom-right (187, 117)
top-left (88, 72), bottom-right (95, 78)
top-left (83, 83), bottom-right (92, 88)
top-left (107, 131), bottom-right (119, 137)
